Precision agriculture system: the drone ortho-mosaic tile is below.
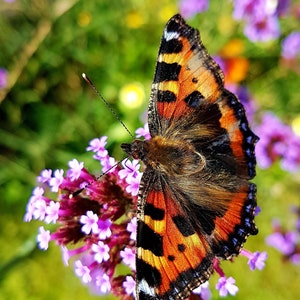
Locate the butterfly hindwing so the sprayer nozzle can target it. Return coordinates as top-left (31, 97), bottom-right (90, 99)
top-left (136, 169), bottom-right (214, 300)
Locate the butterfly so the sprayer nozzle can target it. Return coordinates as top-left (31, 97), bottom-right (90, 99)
top-left (121, 14), bottom-right (258, 300)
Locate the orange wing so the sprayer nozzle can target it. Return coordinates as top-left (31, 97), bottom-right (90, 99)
top-left (148, 14), bottom-right (224, 137)
top-left (136, 169), bottom-right (214, 300)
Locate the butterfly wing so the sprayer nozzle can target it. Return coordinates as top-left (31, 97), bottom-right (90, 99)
top-left (148, 14), bottom-right (223, 137)
top-left (136, 169), bottom-right (214, 300)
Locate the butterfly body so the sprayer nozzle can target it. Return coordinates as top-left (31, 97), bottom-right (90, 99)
top-left (121, 14), bottom-right (258, 300)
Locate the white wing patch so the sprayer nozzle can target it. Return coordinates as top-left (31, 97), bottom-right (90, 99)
top-left (138, 278), bottom-right (156, 297)
top-left (164, 29), bottom-right (180, 41)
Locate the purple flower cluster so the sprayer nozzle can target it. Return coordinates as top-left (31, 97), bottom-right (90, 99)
top-left (24, 128), bottom-right (148, 298)
top-left (24, 123), bottom-right (267, 299)
top-left (266, 207), bottom-right (300, 264)
top-left (232, 0), bottom-right (289, 42)
top-left (255, 112), bottom-right (300, 172)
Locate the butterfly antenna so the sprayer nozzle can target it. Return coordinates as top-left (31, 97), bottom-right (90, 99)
top-left (72, 158), bottom-right (128, 197)
top-left (82, 73), bottom-right (134, 138)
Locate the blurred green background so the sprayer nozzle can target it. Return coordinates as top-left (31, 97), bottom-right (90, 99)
top-left (1, 0), bottom-right (299, 299)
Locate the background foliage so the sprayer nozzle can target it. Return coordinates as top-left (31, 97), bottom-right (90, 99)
top-left (0, 0), bottom-right (299, 299)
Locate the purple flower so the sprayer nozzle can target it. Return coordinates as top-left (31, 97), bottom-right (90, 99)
top-left (118, 159), bottom-right (141, 180)
top-left (244, 14), bottom-right (280, 42)
top-left (276, 0), bottom-right (290, 16)
top-left (74, 260), bottom-right (92, 283)
top-left (67, 159), bottom-right (84, 181)
top-left (86, 136), bottom-right (108, 158)
top-left (266, 231), bottom-right (297, 255)
top-left (233, 0), bottom-right (265, 20)
top-left (24, 187), bottom-right (45, 221)
top-left (92, 241), bottom-right (110, 263)
top-left (135, 123), bottom-right (151, 140)
top-left (241, 249), bottom-right (268, 270)
top-left (0, 68), bottom-right (7, 89)
top-left (120, 247), bottom-right (136, 270)
top-left (99, 155), bottom-right (117, 173)
top-left (49, 169), bottom-right (64, 192)
top-left (282, 31), bottom-right (300, 59)
top-left (291, 254), bottom-right (300, 264)
top-left (97, 218), bottom-right (112, 240)
top-left (192, 281), bottom-right (212, 300)
top-left (216, 276), bottom-right (239, 297)
top-left (80, 211), bottom-right (99, 234)
top-left (95, 270), bottom-right (111, 293)
top-left (45, 201), bottom-right (60, 224)
top-left (232, 0), bottom-right (281, 42)
top-left (37, 169), bottom-right (52, 183)
top-left (125, 172), bottom-right (142, 196)
top-left (127, 217), bottom-right (137, 240)
top-left (266, 210), bottom-right (300, 265)
top-left (33, 199), bottom-right (47, 221)
top-left (37, 226), bottom-right (51, 250)
top-left (123, 275), bottom-right (136, 297)
top-left (179, 0), bottom-right (209, 19)
top-left (255, 112), bottom-right (300, 171)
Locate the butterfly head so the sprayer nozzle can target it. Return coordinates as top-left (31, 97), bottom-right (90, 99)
top-left (121, 140), bottom-right (148, 161)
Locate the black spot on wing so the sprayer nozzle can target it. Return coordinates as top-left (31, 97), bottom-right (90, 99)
top-left (154, 62), bottom-right (181, 83)
top-left (184, 91), bottom-right (205, 108)
top-left (160, 38), bottom-right (183, 54)
top-left (157, 90), bottom-right (176, 103)
top-left (172, 215), bottom-right (195, 236)
top-left (137, 221), bottom-right (163, 256)
top-left (144, 203), bottom-right (165, 220)
top-left (177, 243), bottom-right (186, 252)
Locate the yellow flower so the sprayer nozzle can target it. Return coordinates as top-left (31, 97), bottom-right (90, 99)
top-left (119, 82), bottom-right (145, 109)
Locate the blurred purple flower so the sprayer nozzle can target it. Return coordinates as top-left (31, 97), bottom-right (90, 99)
top-left (179, 0), bottom-right (209, 19)
top-left (192, 281), bottom-right (212, 300)
top-left (216, 276), bottom-right (239, 297)
top-left (275, 0), bottom-right (290, 16)
top-left (233, 0), bottom-right (282, 42)
top-left (282, 31), bottom-right (300, 59)
top-left (255, 112), bottom-right (300, 172)
top-left (244, 14), bottom-right (280, 42)
top-left (266, 208), bottom-right (300, 265)
top-left (0, 68), bottom-right (8, 89)
top-left (266, 232), bottom-right (297, 255)
top-left (233, 0), bottom-right (265, 20)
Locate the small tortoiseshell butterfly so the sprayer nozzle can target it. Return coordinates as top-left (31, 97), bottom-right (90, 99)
top-left (122, 14), bottom-right (258, 300)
